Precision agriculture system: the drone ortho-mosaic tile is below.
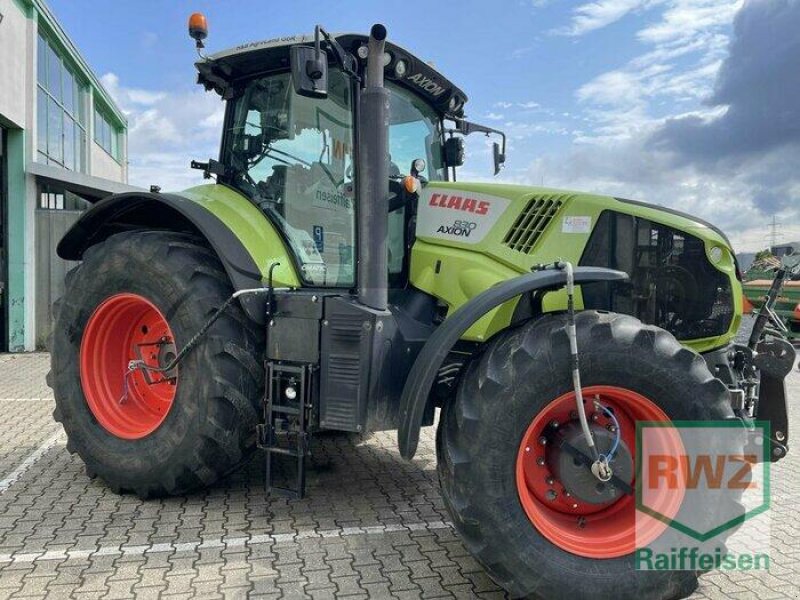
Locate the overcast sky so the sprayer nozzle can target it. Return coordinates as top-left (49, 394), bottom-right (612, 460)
top-left (50, 0), bottom-right (800, 252)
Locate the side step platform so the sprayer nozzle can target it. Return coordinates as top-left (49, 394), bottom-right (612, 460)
top-left (257, 362), bottom-right (314, 499)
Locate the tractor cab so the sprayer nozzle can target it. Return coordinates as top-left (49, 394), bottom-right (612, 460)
top-left (194, 32), bottom-right (500, 288)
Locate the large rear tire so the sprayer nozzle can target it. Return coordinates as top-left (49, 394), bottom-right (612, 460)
top-left (48, 231), bottom-right (264, 498)
top-left (437, 310), bottom-right (737, 600)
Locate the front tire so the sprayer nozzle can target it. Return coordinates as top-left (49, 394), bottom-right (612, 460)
top-left (49, 231), bottom-right (264, 498)
top-left (437, 310), bottom-right (736, 600)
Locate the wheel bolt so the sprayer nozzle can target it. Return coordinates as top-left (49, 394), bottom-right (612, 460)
top-left (591, 413), bottom-right (600, 422)
top-left (539, 436), bottom-right (548, 446)
top-left (545, 489), bottom-right (557, 501)
top-left (550, 420), bottom-right (559, 428)
top-left (606, 424), bottom-right (617, 433)
top-left (572, 503), bottom-right (578, 509)
top-left (536, 457), bottom-right (545, 466)
top-left (545, 476), bottom-right (555, 485)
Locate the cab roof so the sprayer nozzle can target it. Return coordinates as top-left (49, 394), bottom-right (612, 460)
top-left (195, 33), bottom-right (468, 118)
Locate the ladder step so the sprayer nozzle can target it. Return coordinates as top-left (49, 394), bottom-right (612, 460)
top-left (266, 446), bottom-right (304, 457)
top-left (270, 404), bottom-right (300, 416)
top-left (263, 361), bottom-right (313, 500)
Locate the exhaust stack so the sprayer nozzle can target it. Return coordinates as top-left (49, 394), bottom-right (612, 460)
top-left (357, 24), bottom-right (390, 311)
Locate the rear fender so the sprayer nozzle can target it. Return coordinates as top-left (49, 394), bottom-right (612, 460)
top-left (398, 266), bottom-right (629, 459)
top-left (57, 185), bottom-right (300, 323)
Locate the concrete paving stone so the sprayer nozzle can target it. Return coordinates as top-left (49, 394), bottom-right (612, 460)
top-left (414, 576), bottom-right (456, 599)
top-left (134, 566), bottom-right (169, 588)
top-left (325, 558), bottom-right (357, 579)
top-left (389, 590), bottom-right (424, 600)
top-left (476, 592), bottom-right (508, 600)
top-left (442, 583), bottom-right (477, 598)
top-left (331, 575), bottom-right (364, 596)
top-left (307, 590), bottom-right (338, 600)
top-left (12, 575), bottom-right (57, 597)
top-left (275, 564), bottom-right (306, 585)
top-left (126, 588), bottom-right (166, 600)
top-left (0, 351), bottom-right (796, 599)
top-left (385, 569), bottom-right (420, 593)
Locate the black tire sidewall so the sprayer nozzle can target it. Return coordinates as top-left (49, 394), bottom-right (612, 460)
top-left (438, 311), bottom-right (734, 600)
top-left (51, 232), bottom-right (260, 493)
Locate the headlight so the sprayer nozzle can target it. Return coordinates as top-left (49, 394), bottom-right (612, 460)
top-left (394, 59), bottom-right (408, 78)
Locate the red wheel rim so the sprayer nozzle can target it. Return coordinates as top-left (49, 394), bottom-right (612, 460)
top-left (80, 293), bottom-right (178, 439)
top-left (515, 385), bottom-right (684, 559)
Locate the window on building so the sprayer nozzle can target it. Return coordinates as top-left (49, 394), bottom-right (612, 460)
top-left (94, 107), bottom-right (121, 161)
top-left (37, 184), bottom-right (92, 211)
top-left (36, 33), bottom-right (86, 172)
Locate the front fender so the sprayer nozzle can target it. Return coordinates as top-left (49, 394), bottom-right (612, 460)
top-left (57, 184), bottom-right (301, 323)
top-left (398, 266), bottom-right (629, 459)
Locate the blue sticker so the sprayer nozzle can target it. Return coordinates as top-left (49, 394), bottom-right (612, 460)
top-left (312, 225), bottom-right (324, 252)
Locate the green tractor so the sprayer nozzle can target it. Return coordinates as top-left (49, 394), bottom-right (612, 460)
top-left (49, 17), bottom-right (795, 600)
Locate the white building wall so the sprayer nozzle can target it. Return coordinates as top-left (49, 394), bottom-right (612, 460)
top-left (1, 0), bottom-right (132, 351)
top-left (90, 142), bottom-right (124, 181)
top-left (0, 0), bottom-right (29, 128)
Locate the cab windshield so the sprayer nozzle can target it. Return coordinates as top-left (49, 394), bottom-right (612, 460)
top-left (387, 82), bottom-right (445, 181)
top-left (223, 69), bottom-right (443, 287)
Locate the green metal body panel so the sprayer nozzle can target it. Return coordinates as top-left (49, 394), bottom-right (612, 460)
top-left (177, 184), bottom-right (301, 289)
top-left (409, 181), bottom-right (742, 352)
top-left (175, 181), bottom-right (742, 353)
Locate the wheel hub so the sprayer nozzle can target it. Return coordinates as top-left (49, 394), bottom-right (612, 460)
top-left (80, 293), bottom-right (178, 440)
top-left (547, 422), bottom-right (633, 506)
top-left (515, 385), bottom-right (684, 559)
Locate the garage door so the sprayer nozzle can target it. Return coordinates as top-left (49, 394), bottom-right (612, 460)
top-left (34, 187), bottom-right (86, 347)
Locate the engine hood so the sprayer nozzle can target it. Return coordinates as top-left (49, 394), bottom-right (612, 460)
top-left (409, 181), bottom-right (741, 352)
top-left (414, 181), bottom-right (733, 275)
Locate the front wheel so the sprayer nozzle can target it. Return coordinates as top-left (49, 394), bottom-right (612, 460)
top-left (437, 311), bottom-right (737, 600)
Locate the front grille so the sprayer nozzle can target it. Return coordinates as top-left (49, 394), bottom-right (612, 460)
top-left (579, 210), bottom-right (734, 341)
top-left (503, 196), bottom-right (564, 253)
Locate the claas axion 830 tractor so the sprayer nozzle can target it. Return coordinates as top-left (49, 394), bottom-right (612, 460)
top-left (49, 15), bottom-right (795, 600)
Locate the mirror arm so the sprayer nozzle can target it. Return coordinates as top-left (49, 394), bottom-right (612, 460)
top-left (456, 119), bottom-right (505, 145)
top-left (455, 119), bottom-right (506, 174)
top-left (318, 27), bottom-right (360, 81)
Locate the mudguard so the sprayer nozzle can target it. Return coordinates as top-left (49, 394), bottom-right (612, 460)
top-left (57, 186), bottom-right (301, 324)
top-left (397, 266), bottom-right (629, 459)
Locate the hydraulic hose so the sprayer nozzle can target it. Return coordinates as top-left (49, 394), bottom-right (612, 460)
top-left (559, 261), bottom-right (599, 461)
top-left (126, 286), bottom-right (286, 377)
top-left (557, 261), bottom-right (612, 482)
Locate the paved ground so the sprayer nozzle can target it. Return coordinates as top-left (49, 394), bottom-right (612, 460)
top-left (0, 333), bottom-right (797, 599)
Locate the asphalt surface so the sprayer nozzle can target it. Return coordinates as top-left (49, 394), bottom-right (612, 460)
top-left (0, 321), bottom-right (797, 599)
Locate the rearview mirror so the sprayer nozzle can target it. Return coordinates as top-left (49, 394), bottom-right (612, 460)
top-left (443, 137), bottom-right (465, 168)
top-left (493, 142), bottom-right (506, 176)
top-left (455, 119), bottom-right (506, 176)
top-left (290, 45), bottom-right (328, 98)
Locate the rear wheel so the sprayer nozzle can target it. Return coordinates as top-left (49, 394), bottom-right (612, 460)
top-left (437, 310), bottom-right (736, 600)
top-left (49, 231), bottom-right (264, 498)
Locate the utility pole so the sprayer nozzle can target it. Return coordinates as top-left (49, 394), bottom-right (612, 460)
top-left (767, 215), bottom-right (782, 250)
